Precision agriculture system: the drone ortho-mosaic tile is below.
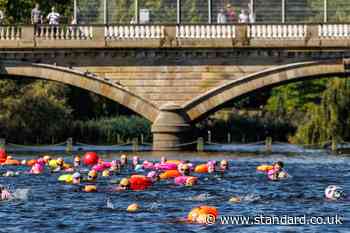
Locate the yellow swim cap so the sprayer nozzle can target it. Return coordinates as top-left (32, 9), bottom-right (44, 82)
top-left (84, 185), bottom-right (97, 192)
top-left (88, 170), bottom-right (98, 178)
top-left (120, 178), bottom-right (129, 187)
top-left (127, 203), bottom-right (139, 212)
top-left (102, 170), bottom-right (110, 177)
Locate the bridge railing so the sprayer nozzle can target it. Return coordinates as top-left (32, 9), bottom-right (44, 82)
top-left (105, 25), bottom-right (164, 40)
top-left (0, 26), bottom-right (21, 40)
top-left (248, 24), bottom-right (307, 39)
top-left (176, 25), bottom-right (236, 39)
top-left (35, 25), bottom-right (93, 40)
top-left (2, 24), bottom-right (350, 47)
top-left (318, 24), bottom-right (350, 38)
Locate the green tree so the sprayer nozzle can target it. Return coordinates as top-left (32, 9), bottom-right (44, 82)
top-left (293, 78), bottom-right (350, 144)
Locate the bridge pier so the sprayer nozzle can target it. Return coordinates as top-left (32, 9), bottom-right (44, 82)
top-left (152, 105), bottom-right (192, 151)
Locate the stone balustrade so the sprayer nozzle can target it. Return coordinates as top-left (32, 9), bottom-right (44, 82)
top-left (248, 24), bottom-right (307, 39)
top-left (176, 25), bottom-right (236, 39)
top-left (1, 24), bottom-right (350, 48)
top-left (0, 26), bottom-right (21, 40)
top-left (105, 25), bottom-right (164, 40)
top-left (319, 24), bottom-right (350, 38)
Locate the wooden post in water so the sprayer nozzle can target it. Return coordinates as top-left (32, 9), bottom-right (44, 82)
top-left (0, 138), bottom-right (5, 150)
top-left (331, 138), bottom-right (337, 152)
top-left (265, 137), bottom-right (272, 153)
top-left (227, 133), bottom-right (231, 143)
top-left (117, 134), bottom-right (121, 144)
top-left (66, 137), bottom-right (73, 153)
top-left (132, 138), bottom-right (139, 152)
top-left (207, 130), bottom-right (212, 144)
top-left (141, 134), bottom-right (144, 145)
top-left (197, 137), bottom-right (204, 152)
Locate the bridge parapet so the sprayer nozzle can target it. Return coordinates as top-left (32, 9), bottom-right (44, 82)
top-left (1, 23), bottom-right (350, 48)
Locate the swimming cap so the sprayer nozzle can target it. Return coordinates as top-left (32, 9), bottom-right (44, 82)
top-left (102, 170), bottom-right (110, 177)
top-left (120, 178), bottom-right (129, 186)
top-left (134, 164), bottom-right (144, 172)
top-left (72, 172), bottom-right (81, 179)
top-left (88, 169), bottom-right (98, 178)
top-left (43, 155), bottom-right (51, 162)
top-left (57, 157), bottom-right (64, 165)
top-left (74, 156), bottom-right (81, 162)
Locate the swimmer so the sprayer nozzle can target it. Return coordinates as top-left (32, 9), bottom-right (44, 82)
top-left (43, 155), bottom-right (51, 164)
top-left (132, 156), bottom-right (140, 168)
top-left (179, 164), bottom-right (190, 176)
top-left (72, 172), bottom-right (81, 185)
top-left (87, 169), bottom-right (98, 182)
top-left (207, 161), bottom-right (216, 174)
top-left (120, 154), bottom-right (128, 167)
top-left (220, 160), bottom-right (229, 172)
top-left (267, 161), bottom-right (288, 181)
top-left (74, 156), bottom-right (81, 167)
top-left (160, 156), bottom-right (167, 164)
top-left (325, 185), bottom-right (346, 201)
top-left (0, 185), bottom-right (12, 201)
top-left (102, 170), bottom-right (110, 177)
top-left (116, 178), bottom-right (130, 191)
top-left (30, 159), bottom-right (45, 174)
top-left (52, 157), bottom-right (65, 172)
top-left (109, 160), bottom-right (121, 173)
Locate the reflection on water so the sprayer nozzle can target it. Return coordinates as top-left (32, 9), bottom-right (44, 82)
top-left (0, 148), bottom-right (349, 233)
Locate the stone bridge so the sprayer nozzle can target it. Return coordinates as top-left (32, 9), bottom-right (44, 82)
top-left (0, 23), bottom-right (350, 150)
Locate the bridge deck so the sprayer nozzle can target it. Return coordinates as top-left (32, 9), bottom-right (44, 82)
top-left (0, 24), bottom-right (350, 49)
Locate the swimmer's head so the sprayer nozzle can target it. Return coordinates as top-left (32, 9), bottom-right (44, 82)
top-left (220, 160), bottom-right (229, 170)
top-left (207, 161), bottom-right (216, 173)
top-left (120, 154), bottom-right (128, 165)
top-left (180, 164), bottom-right (190, 176)
top-left (88, 169), bottom-right (98, 181)
top-left (57, 157), bottom-right (64, 166)
top-left (43, 155), bottom-right (51, 163)
top-left (102, 170), bottom-right (110, 177)
top-left (74, 156), bottom-right (81, 166)
top-left (132, 156), bottom-right (139, 165)
top-left (72, 172), bottom-right (81, 184)
top-left (161, 156), bottom-right (167, 164)
top-left (325, 185), bottom-right (345, 200)
top-left (119, 178), bottom-right (130, 190)
top-left (186, 177), bottom-right (197, 186)
top-left (273, 161), bottom-right (284, 171)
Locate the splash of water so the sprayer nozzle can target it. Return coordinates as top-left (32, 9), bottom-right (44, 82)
top-left (106, 198), bottom-right (114, 209)
top-left (12, 189), bottom-right (30, 201)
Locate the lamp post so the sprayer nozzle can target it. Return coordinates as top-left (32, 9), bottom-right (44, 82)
top-left (324, 0), bottom-right (328, 23)
top-left (177, 0), bottom-right (181, 24)
top-left (208, 0), bottom-right (212, 24)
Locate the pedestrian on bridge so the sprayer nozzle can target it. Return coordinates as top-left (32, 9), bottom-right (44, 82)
top-left (31, 3), bottom-right (43, 35)
top-left (47, 7), bottom-right (60, 25)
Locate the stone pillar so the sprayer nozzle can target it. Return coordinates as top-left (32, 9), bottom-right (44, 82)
top-left (152, 104), bottom-right (192, 151)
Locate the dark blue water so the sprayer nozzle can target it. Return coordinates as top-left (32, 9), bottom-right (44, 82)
top-left (0, 151), bottom-right (350, 233)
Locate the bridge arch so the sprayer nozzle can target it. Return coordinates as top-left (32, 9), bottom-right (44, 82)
top-left (183, 59), bottom-right (347, 122)
top-left (0, 61), bottom-right (159, 122)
